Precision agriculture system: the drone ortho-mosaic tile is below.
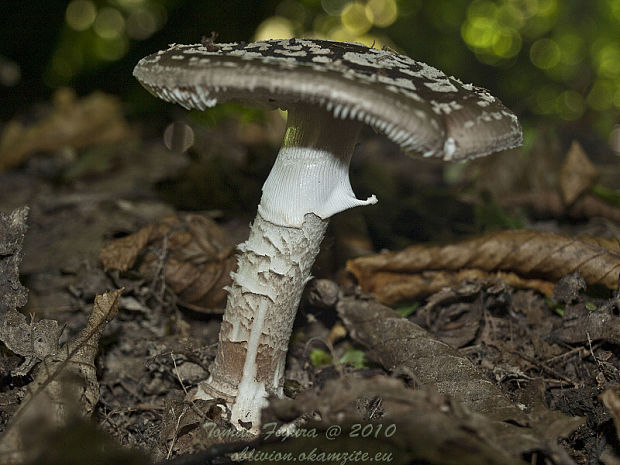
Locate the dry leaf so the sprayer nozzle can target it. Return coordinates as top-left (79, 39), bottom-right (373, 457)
top-left (348, 230), bottom-right (620, 305)
top-left (599, 389), bottom-right (620, 465)
top-left (0, 207), bottom-right (50, 377)
top-left (0, 309), bottom-right (61, 376)
top-left (0, 207), bottom-right (29, 313)
top-left (0, 289), bottom-right (122, 465)
top-left (337, 292), bottom-right (527, 423)
top-left (500, 191), bottom-right (620, 223)
top-left (601, 389), bottom-right (620, 444)
top-left (100, 214), bottom-right (235, 312)
top-left (99, 224), bottom-right (154, 272)
top-left (551, 302), bottom-right (620, 345)
top-left (336, 294), bottom-right (583, 460)
top-left (560, 140), bottom-right (599, 205)
top-left (262, 376), bottom-right (523, 465)
top-left (0, 88), bottom-right (130, 172)
top-left (354, 268), bottom-right (554, 305)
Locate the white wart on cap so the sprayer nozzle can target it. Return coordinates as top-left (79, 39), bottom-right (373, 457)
top-left (134, 38), bottom-right (522, 162)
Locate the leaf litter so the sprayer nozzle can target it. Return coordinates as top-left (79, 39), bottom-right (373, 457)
top-left (0, 93), bottom-right (620, 464)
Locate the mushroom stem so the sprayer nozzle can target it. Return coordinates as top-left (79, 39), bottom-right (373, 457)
top-left (196, 105), bottom-right (376, 429)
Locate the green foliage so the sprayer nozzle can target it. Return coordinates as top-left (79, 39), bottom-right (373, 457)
top-left (474, 192), bottom-right (524, 231)
top-left (309, 348), bottom-right (333, 367)
top-left (309, 347), bottom-right (369, 369)
top-left (395, 302), bottom-right (420, 318)
top-left (591, 184), bottom-right (620, 206)
top-left (545, 297), bottom-right (564, 316)
top-left (188, 104), bottom-right (267, 128)
top-left (338, 348), bottom-right (368, 369)
top-left (585, 301), bottom-right (597, 311)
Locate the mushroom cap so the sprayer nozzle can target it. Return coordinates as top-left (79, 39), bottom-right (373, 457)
top-left (134, 38), bottom-right (522, 161)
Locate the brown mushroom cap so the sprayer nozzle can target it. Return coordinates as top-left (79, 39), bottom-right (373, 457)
top-left (134, 38), bottom-right (522, 161)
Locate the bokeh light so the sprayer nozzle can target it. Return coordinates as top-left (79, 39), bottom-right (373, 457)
top-left (47, 0), bottom-right (620, 128)
top-left (529, 38), bottom-right (561, 70)
top-left (365, 0), bottom-right (398, 27)
top-left (556, 90), bottom-right (585, 120)
top-left (341, 2), bottom-right (372, 35)
top-left (117, 0), bottom-right (146, 8)
top-left (93, 7), bottom-right (126, 40)
top-left (0, 57), bottom-right (20, 87)
top-left (126, 6), bottom-right (165, 40)
top-left (65, 0), bottom-right (97, 31)
top-left (50, 0), bottom-right (167, 85)
top-left (587, 79), bottom-right (614, 111)
top-left (531, 84), bottom-right (560, 115)
top-left (94, 35), bottom-right (129, 61)
top-left (611, 124), bottom-right (620, 154)
top-left (610, 0), bottom-right (620, 20)
top-left (254, 16), bottom-right (295, 40)
top-left (461, 1), bottom-right (525, 63)
top-left (595, 43), bottom-right (620, 78)
top-left (321, 0), bottom-right (350, 16)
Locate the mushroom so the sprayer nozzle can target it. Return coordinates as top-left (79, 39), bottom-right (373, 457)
top-left (133, 38), bottom-right (522, 430)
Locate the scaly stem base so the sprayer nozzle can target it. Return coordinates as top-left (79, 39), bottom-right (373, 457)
top-left (196, 105), bottom-right (376, 430)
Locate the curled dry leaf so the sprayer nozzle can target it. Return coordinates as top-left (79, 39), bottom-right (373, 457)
top-left (356, 268), bottom-right (554, 306)
top-left (100, 214), bottom-right (235, 312)
top-left (0, 289), bottom-right (122, 465)
top-left (0, 88), bottom-right (130, 172)
top-left (348, 230), bottom-right (620, 305)
top-left (560, 140), bottom-right (599, 206)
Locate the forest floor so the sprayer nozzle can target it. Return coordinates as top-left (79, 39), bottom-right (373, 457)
top-left (1, 89), bottom-right (620, 465)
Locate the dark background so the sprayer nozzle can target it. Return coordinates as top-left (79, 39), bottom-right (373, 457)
top-left (1, 0), bottom-right (618, 141)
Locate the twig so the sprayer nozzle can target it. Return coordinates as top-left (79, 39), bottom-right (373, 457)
top-left (509, 349), bottom-right (580, 387)
top-left (586, 332), bottom-right (602, 369)
top-left (166, 406), bottom-right (185, 460)
top-left (171, 353), bottom-right (189, 395)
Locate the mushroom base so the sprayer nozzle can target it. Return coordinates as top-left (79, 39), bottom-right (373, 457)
top-left (197, 212), bottom-right (328, 426)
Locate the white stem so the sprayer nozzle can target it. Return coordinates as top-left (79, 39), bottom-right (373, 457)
top-left (196, 106), bottom-right (377, 430)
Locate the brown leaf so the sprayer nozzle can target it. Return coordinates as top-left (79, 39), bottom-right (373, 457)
top-left (551, 302), bottom-right (620, 345)
top-left (0, 289), bottom-right (122, 464)
top-left (0, 88), bottom-right (130, 172)
top-left (353, 268), bottom-right (555, 305)
top-left (0, 207), bottom-right (61, 378)
top-left (263, 376), bottom-right (524, 465)
top-left (337, 292), bottom-right (528, 423)
top-left (336, 294), bottom-right (583, 460)
top-left (348, 230), bottom-right (620, 305)
top-left (601, 389), bottom-right (620, 444)
top-left (0, 207), bottom-right (29, 313)
top-left (99, 224), bottom-right (154, 272)
top-left (100, 214), bottom-right (235, 312)
top-left (500, 191), bottom-right (620, 223)
top-left (560, 140), bottom-right (599, 205)
top-left (0, 309), bottom-right (61, 375)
